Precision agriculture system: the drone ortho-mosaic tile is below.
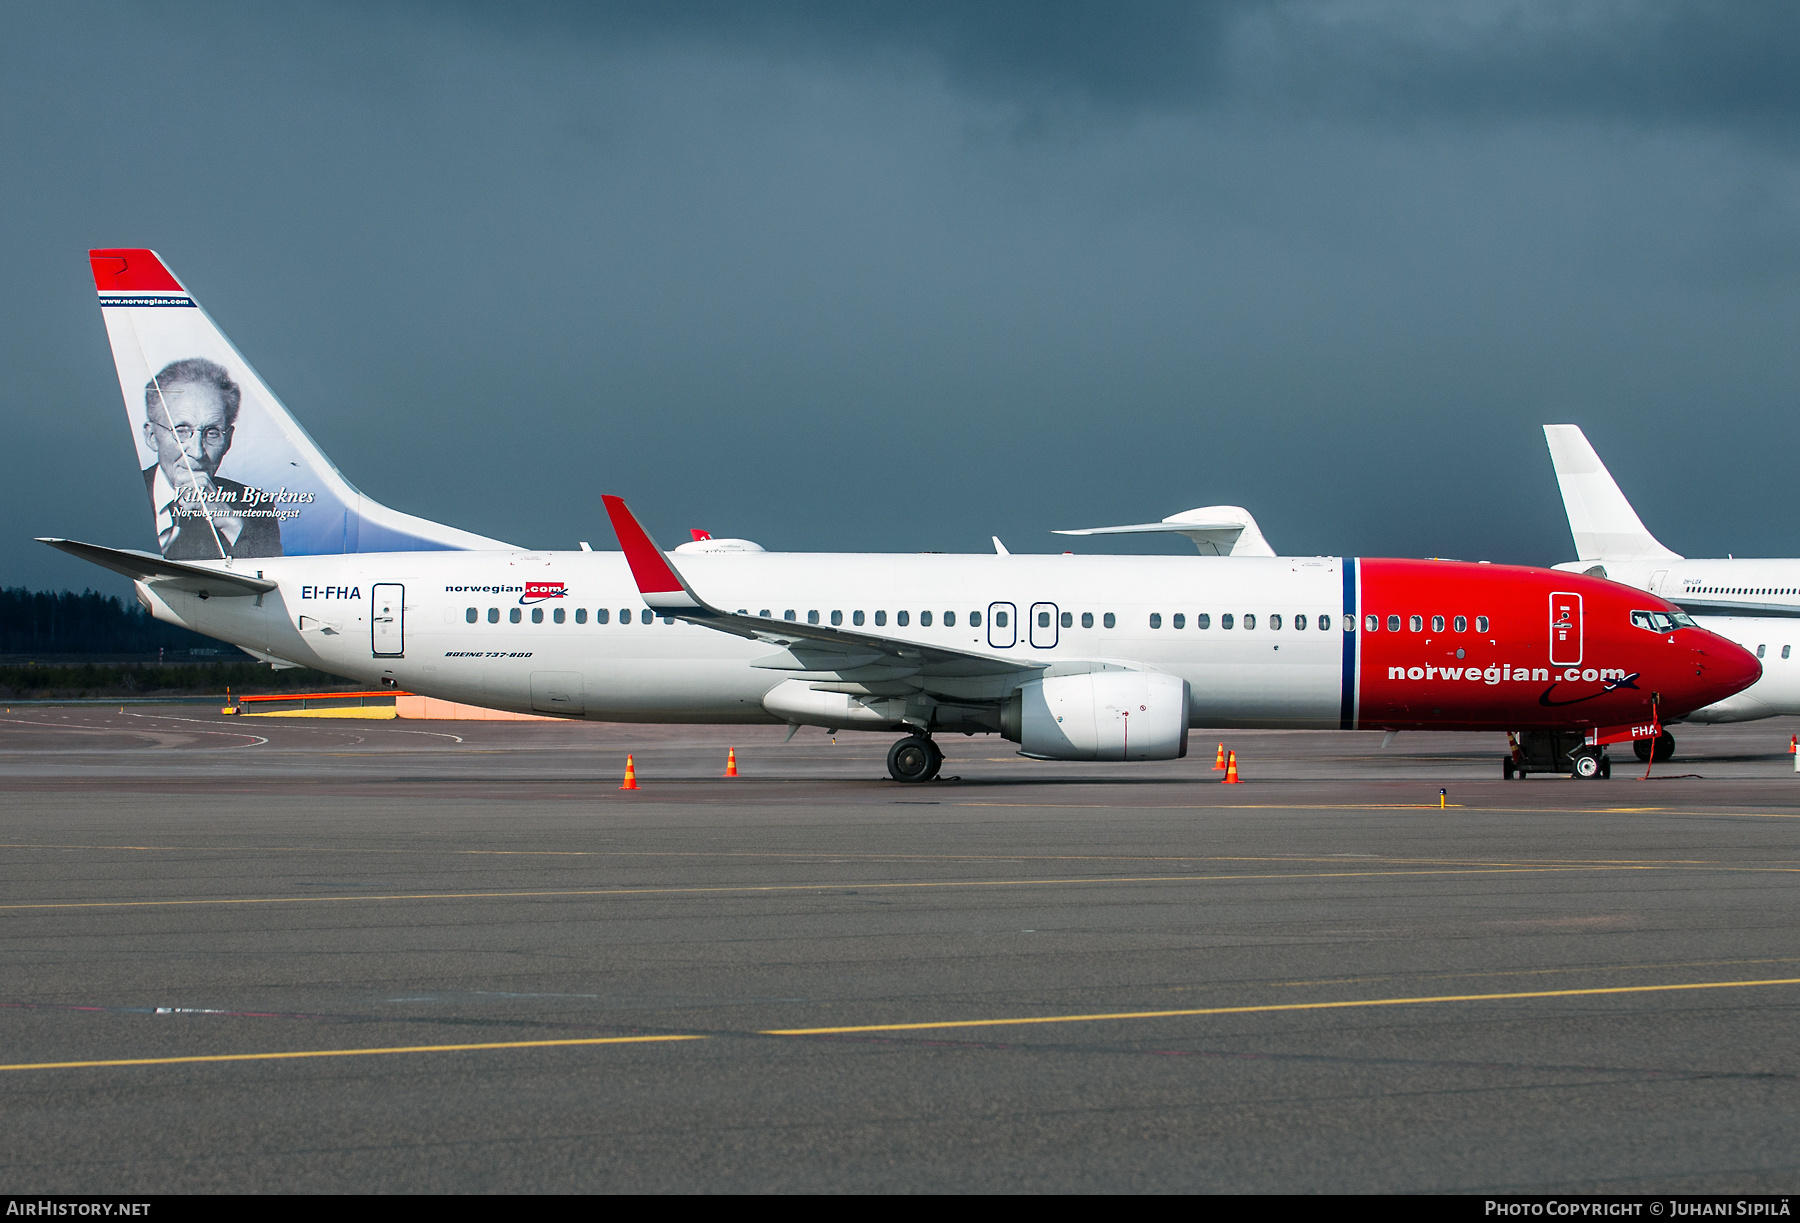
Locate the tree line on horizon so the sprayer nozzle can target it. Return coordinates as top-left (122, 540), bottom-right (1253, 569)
top-left (0, 587), bottom-right (243, 656)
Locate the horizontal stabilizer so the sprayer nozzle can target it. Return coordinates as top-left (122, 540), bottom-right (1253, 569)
top-left (1543, 425), bottom-right (1680, 562)
top-left (38, 537), bottom-right (276, 597)
top-left (1054, 505), bottom-right (1275, 556)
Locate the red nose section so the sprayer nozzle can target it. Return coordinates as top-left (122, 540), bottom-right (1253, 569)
top-left (1691, 631), bottom-right (1762, 706)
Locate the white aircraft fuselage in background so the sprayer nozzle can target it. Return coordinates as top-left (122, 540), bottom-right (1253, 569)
top-left (1546, 424), bottom-right (1800, 723)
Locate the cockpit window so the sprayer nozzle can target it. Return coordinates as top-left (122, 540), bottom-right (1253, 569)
top-left (1631, 609), bottom-right (1678, 633)
top-left (1670, 611), bottom-right (1696, 628)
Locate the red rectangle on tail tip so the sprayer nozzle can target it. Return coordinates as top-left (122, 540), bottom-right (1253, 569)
top-left (89, 249), bottom-right (182, 292)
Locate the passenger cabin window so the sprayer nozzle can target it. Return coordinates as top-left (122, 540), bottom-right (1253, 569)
top-left (830, 610), bottom-right (842, 626)
top-left (853, 611), bottom-right (864, 626)
top-left (1409, 615), bottom-right (1422, 632)
top-left (1149, 613), bottom-right (1162, 629)
top-left (993, 610), bottom-right (1006, 627)
top-left (1454, 615), bottom-right (1467, 632)
top-left (1785, 646), bottom-right (1792, 660)
top-left (641, 609), bottom-right (653, 624)
top-left (553, 608), bottom-right (565, 624)
top-left (1431, 615), bottom-right (1444, 632)
top-left (1340, 615), bottom-right (1351, 632)
top-left (1476, 616), bottom-right (1490, 633)
top-left (808, 610), bottom-right (820, 625)
top-left (1387, 615), bottom-right (1400, 632)
top-left (1758, 644), bottom-right (1767, 658)
top-left (596, 608), bottom-right (609, 624)
top-left (784, 610), bottom-right (797, 621)
top-left (1293, 614), bottom-right (1306, 631)
top-left (1103, 612), bottom-right (1116, 628)
top-left (1365, 615), bottom-right (1378, 632)
top-left (944, 611), bottom-right (956, 627)
top-left (1040, 611), bottom-right (1053, 628)
top-left (531, 608), bottom-right (543, 624)
top-left (970, 611), bottom-right (981, 627)
top-left (1221, 614), bottom-right (1233, 630)
top-left (1196, 613), bottom-right (1210, 629)
top-left (465, 607), bottom-right (477, 623)
top-left (1270, 614), bottom-right (1282, 630)
top-left (620, 608), bottom-right (632, 623)
top-left (875, 611), bottom-right (887, 626)
top-left (510, 608), bottom-right (522, 624)
top-left (576, 609), bottom-right (588, 624)
top-left (488, 608), bottom-right (499, 623)
top-left (1172, 613), bottom-right (1185, 629)
top-left (1082, 612), bottom-right (1094, 628)
top-left (920, 611), bottom-right (933, 627)
top-left (1061, 612), bottom-right (1073, 628)
top-left (759, 609), bottom-right (771, 618)
top-left (898, 611), bottom-right (910, 627)
top-left (1244, 614), bottom-right (1256, 630)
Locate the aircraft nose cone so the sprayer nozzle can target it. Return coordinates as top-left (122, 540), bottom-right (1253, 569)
top-left (1692, 633), bottom-right (1762, 703)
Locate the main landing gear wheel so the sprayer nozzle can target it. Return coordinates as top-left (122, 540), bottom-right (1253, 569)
top-left (887, 736), bottom-right (942, 784)
top-left (1633, 732), bottom-right (1675, 763)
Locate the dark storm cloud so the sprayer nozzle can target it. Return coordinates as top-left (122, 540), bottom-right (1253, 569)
top-left (5, 1), bottom-right (1800, 599)
top-left (426, 1), bottom-right (1800, 132)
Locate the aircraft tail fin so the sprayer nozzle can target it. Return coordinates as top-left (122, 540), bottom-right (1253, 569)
top-left (90, 248), bottom-right (511, 560)
top-left (1542, 425), bottom-right (1680, 562)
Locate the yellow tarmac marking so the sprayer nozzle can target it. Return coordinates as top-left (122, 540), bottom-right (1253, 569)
top-left (6, 863), bottom-right (1781, 913)
top-left (0, 842), bottom-right (1770, 868)
top-left (1268, 956), bottom-right (1800, 990)
top-left (7, 978), bottom-right (1797, 1073)
top-left (763, 977), bottom-right (1800, 1036)
top-left (0, 1034), bottom-right (704, 1072)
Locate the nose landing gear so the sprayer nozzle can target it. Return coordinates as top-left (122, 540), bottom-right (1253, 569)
top-left (1504, 730), bottom-right (1612, 779)
top-left (887, 735), bottom-right (943, 783)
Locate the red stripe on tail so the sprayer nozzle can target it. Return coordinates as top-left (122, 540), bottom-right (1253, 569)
top-left (89, 249), bottom-right (183, 293)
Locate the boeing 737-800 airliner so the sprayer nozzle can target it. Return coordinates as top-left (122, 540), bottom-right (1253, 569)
top-left (40, 250), bottom-right (1759, 781)
top-left (1545, 424), bottom-right (1800, 752)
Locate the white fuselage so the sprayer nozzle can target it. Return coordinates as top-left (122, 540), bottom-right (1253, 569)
top-left (1555, 558), bottom-right (1800, 721)
top-left (140, 550), bottom-right (1354, 729)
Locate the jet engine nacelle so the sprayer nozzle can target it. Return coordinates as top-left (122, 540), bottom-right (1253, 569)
top-left (1001, 672), bottom-right (1190, 761)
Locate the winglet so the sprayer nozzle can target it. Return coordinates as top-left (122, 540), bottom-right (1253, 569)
top-left (1543, 426), bottom-right (1681, 562)
top-left (601, 496), bottom-right (704, 611)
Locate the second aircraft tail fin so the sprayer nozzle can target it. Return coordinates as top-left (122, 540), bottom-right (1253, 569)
top-left (1543, 425), bottom-right (1681, 562)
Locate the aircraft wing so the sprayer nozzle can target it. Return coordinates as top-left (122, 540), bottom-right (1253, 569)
top-left (601, 496), bottom-right (1044, 695)
top-left (37, 538), bottom-right (277, 598)
top-left (1054, 505), bottom-right (1276, 556)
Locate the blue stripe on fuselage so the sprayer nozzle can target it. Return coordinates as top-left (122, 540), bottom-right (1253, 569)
top-left (1340, 558), bottom-right (1358, 729)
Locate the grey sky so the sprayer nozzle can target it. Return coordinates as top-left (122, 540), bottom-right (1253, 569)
top-left (6, 2), bottom-right (1799, 596)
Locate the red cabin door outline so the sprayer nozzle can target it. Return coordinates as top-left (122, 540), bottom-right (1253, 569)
top-left (1549, 591), bottom-right (1582, 667)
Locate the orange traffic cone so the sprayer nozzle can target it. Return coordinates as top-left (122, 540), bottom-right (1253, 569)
top-left (1213, 743), bottom-right (1227, 770)
top-left (725, 747), bottom-right (738, 778)
top-left (1222, 750), bottom-right (1243, 784)
top-left (620, 754), bottom-right (639, 790)
top-left (1789, 734), bottom-right (1796, 755)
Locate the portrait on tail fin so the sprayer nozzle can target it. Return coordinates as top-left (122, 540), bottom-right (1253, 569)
top-left (139, 357), bottom-right (283, 559)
